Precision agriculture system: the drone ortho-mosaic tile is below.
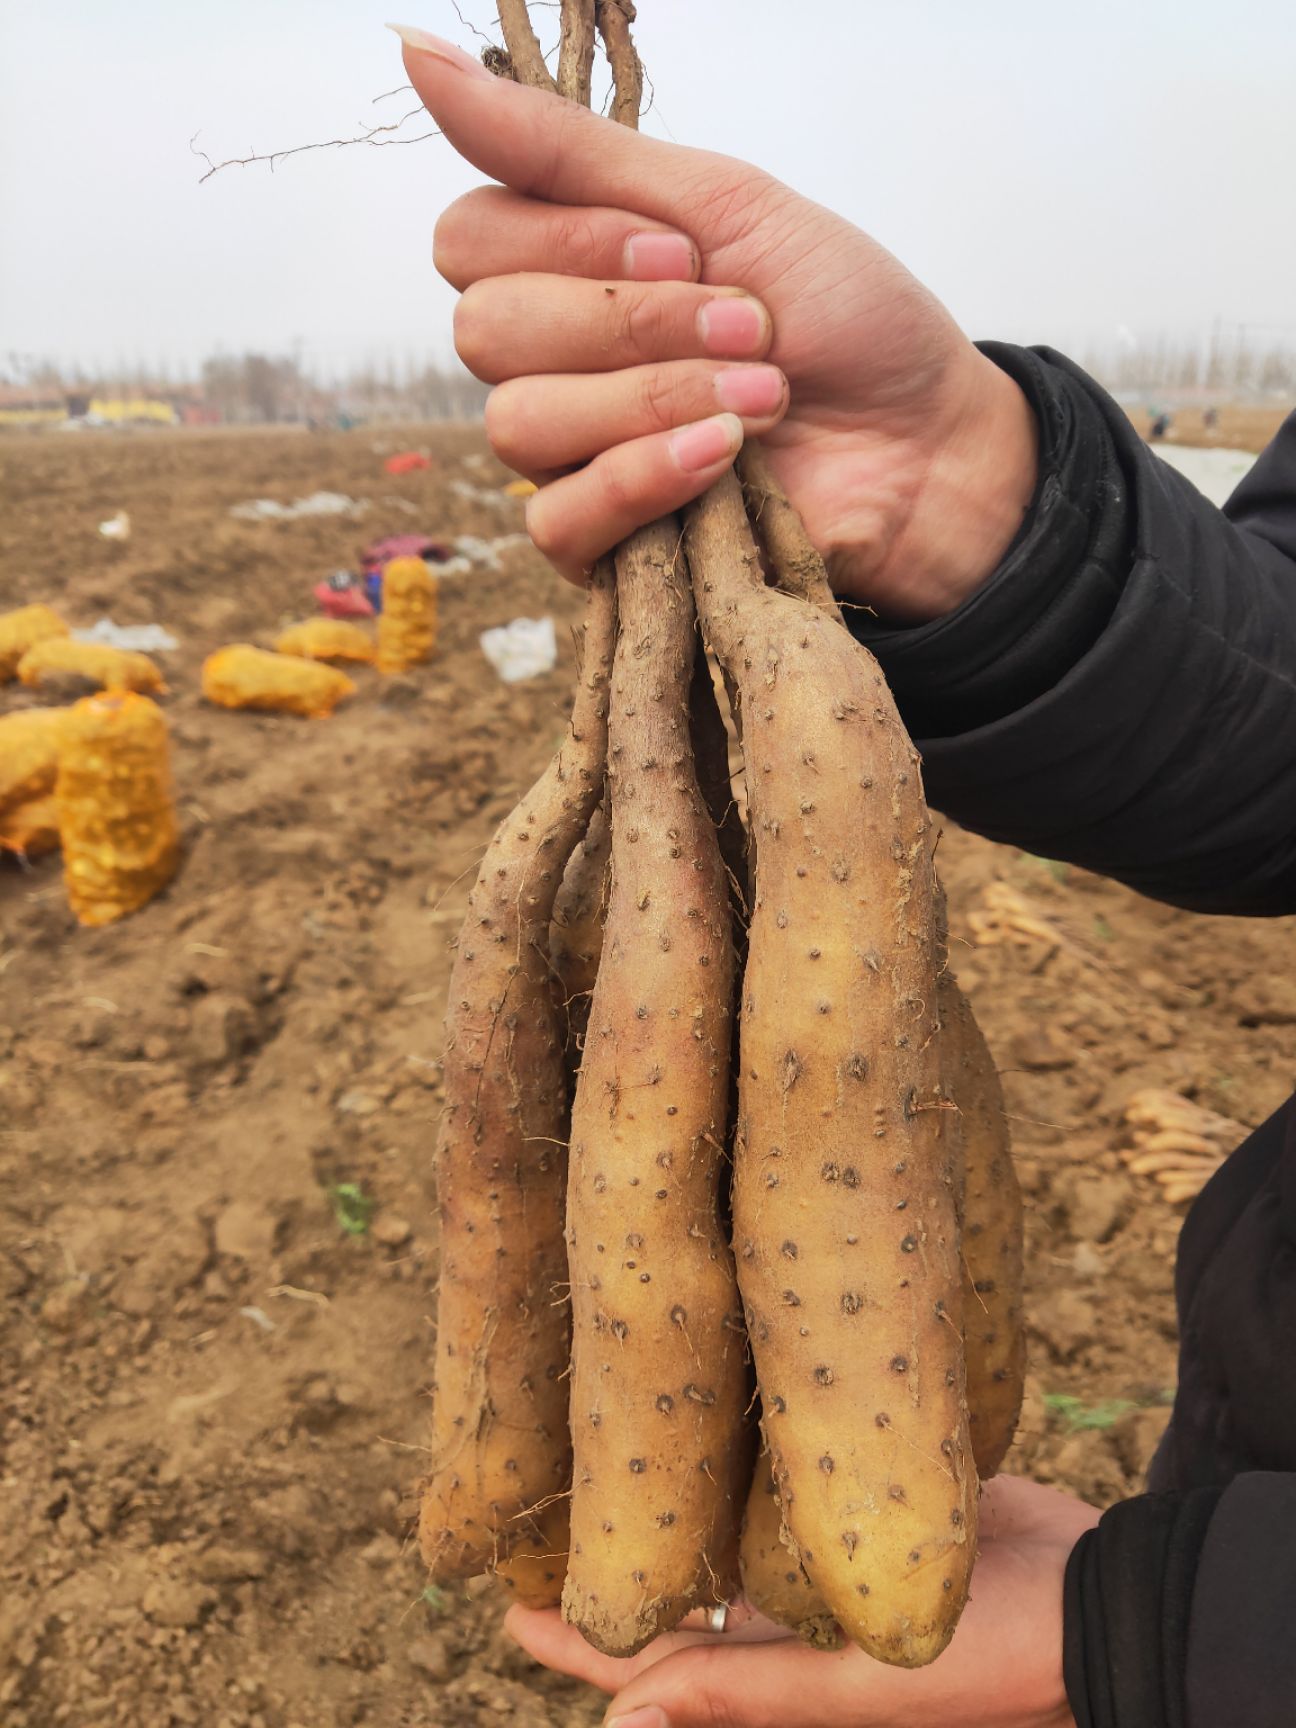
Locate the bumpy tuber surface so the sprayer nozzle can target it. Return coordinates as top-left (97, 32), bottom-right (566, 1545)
top-left (739, 1449), bottom-right (840, 1648)
top-left (420, 565), bottom-right (616, 1605)
top-left (562, 520), bottom-right (748, 1656)
top-left (686, 472), bottom-right (974, 1668)
top-left (939, 971), bottom-right (1025, 1478)
top-left (551, 795), bottom-right (612, 1077)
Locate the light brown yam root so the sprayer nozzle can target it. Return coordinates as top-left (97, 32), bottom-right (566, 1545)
top-left (686, 471), bottom-right (974, 1669)
top-left (551, 795), bottom-right (611, 1077)
top-left (938, 972), bottom-right (1025, 1479)
top-left (737, 444), bottom-right (840, 618)
top-left (557, 0), bottom-right (596, 104)
top-left (420, 565), bottom-right (616, 1599)
top-left (495, 0), bottom-right (558, 91)
top-left (689, 643), bottom-right (749, 920)
top-left (562, 519), bottom-right (748, 1657)
top-left (1121, 1088), bottom-right (1240, 1205)
top-left (739, 1450), bottom-right (841, 1649)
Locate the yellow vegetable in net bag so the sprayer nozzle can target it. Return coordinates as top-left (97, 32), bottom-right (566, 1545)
top-left (201, 644), bottom-right (356, 718)
top-left (0, 708), bottom-right (70, 814)
top-left (377, 556), bottom-right (437, 674)
top-left (0, 794), bottom-right (60, 860)
top-left (57, 692), bottom-right (179, 926)
top-left (274, 619), bottom-right (376, 664)
top-left (18, 636), bottom-right (167, 694)
top-left (0, 604), bottom-right (68, 682)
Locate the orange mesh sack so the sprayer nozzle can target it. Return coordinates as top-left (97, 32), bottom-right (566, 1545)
top-left (274, 619), bottom-right (376, 664)
top-left (201, 644), bottom-right (356, 717)
top-left (18, 636), bottom-right (167, 694)
top-left (57, 692), bottom-right (179, 926)
top-left (377, 557), bottom-right (437, 673)
top-left (0, 794), bottom-right (60, 859)
top-left (0, 708), bottom-right (70, 813)
top-left (0, 604), bottom-right (68, 682)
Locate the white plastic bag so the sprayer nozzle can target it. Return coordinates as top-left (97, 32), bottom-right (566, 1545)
top-left (479, 616), bottom-right (558, 684)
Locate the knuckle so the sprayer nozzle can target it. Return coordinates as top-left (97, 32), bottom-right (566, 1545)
top-left (618, 289), bottom-right (672, 363)
top-left (681, 163), bottom-right (777, 249)
top-left (595, 448), bottom-right (638, 523)
top-left (635, 365), bottom-right (686, 431)
top-left (559, 212), bottom-right (606, 278)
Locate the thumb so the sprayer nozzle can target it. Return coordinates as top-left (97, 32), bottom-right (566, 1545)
top-left (390, 24), bottom-right (772, 240)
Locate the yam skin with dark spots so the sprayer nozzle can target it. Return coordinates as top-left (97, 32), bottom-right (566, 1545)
top-left (551, 794), bottom-right (612, 1081)
top-left (419, 566), bottom-right (616, 1605)
top-left (685, 473), bottom-right (975, 1668)
top-left (940, 971), bottom-right (1025, 1478)
top-left (740, 1450), bottom-right (840, 1648)
top-left (561, 520), bottom-right (748, 1658)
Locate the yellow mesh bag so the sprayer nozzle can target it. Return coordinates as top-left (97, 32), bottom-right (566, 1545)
top-left (377, 557), bottom-right (438, 674)
top-left (0, 794), bottom-right (60, 859)
top-left (0, 708), bottom-right (70, 814)
top-left (57, 693), bottom-right (179, 926)
top-left (18, 636), bottom-right (167, 694)
top-left (201, 644), bottom-right (356, 718)
top-left (274, 619), bottom-right (376, 664)
top-left (0, 605), bottom-right (68, 682)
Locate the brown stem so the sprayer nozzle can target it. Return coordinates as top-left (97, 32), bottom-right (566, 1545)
top-left (595, 0), bottom-right (643, 128)
top-left (557, 0), bottom-right (597, 104)
top-left (496, 0), bottom-right (558, 92)
top-left (737, 444), bottom-right (842, 623)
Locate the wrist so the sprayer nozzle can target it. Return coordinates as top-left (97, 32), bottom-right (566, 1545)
top-left (874, 349), bottom-right (1039, 623)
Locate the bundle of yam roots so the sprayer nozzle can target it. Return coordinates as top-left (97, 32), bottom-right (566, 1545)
top-left (419, 0), bottom-right (1025, 1669)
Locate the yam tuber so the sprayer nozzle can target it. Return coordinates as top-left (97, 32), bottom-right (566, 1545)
top-left (562, 521), bottom-right (749, 1657)
top-left (419, 564), bottom-right (616, 1604)
top-left (686, 472), bottom-right (974, 1668)
top-left (550, 795), bottom-right (611, 1075)
top-left (939, 972), bottom-right (1025, 1479)
top-left (739, 1450), bottom-right (839, 1648)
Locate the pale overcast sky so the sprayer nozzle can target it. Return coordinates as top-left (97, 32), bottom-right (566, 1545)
top-left (2, 0), bottom-right (1292, 378)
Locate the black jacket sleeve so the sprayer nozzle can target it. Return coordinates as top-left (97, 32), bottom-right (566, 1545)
top-left (849, 346), bottom-right (1296, 915)
top-left (1064, 1476), bottom-right (1296, 1728)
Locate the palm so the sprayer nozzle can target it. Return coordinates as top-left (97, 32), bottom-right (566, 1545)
top-left (505, 1478), bottom-right (1095, 1728)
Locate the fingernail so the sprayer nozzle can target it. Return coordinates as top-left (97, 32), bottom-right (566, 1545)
top-left (386, 24), bottom-right (495, 80)
top-left (606, 1709), bottom-right (670, 1728)
top-left (624, 232), bottom-right (697, 282)
top-left (669, 413), bottom-right (743, 474)
top-left (698, 296), bottom-right (768, 357)
top-left (714, 364), bottom-right (785, 417)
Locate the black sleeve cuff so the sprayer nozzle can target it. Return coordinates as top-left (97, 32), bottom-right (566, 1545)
top-left (847, 342), bottom-right (1132, 740)
top-left (1185, 1474), bottom-right (1296, 1728)
top-left (1064, 1488), bottom-right (1222, 1728)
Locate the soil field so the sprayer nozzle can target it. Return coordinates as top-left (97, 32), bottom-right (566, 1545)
top-left (2, 426), bottom-right (1295, 1728)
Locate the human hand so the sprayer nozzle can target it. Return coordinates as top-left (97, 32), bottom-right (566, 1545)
top-left (395, 28), bottom-right (1037, 618)
top-left (503, 1475), bottom-right (1096, 1728)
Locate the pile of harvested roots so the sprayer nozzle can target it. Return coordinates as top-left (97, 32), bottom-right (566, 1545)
top-left (419, 0), bottom-right (1025, 1669)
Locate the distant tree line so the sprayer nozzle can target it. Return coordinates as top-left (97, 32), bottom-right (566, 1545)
top-left (1, 348), bottom-right (491, 423)
top-left (1083, 329), bottom-right (1296, 399)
